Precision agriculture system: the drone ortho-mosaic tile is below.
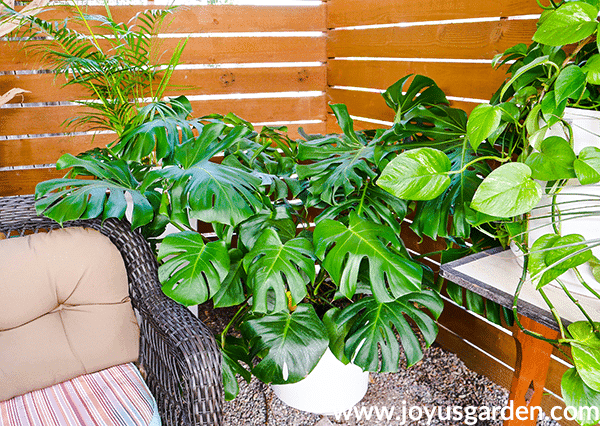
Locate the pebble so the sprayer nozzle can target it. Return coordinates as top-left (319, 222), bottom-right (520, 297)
top-left (223, 343), bottom-right (560, 426)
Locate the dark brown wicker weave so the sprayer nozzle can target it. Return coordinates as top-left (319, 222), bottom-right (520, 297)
top-left (0, 195), bottom-right (223, 426)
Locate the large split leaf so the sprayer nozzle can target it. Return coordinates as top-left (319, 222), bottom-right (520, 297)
top-left (382, 74), bottom-right (448, 123)
top-left (529, 234), bottom-right (593, 289)
top-left (569, 321), bottom-right (600, 392)
top-left (35, 154), bottom-right (154, 229)
top-left (336, 291), bottom-right (444, 372)
top-left (561, 368), bottom-right (600, 426)
top-left (157, 231), bottom-right (230, 306)
top-left (470, 163), bottom-right (543, 218)
top-left (297, 105), bottom-right (376, 205)
top-left (243, 229), bottom-right (315, 313)
top-left (314, 213), bottom-right (422, 302)
top-left (377, 147), bottom-right (451, 201)
top-left (240, 304), bottom-right (329, 384)
top-left (221, 336), bottom-right (252, 401)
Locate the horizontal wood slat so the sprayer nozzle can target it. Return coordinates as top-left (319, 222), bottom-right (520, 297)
top-left (0, 96), bottom-right (326, 136)
top-left (328, 0), bottom-right (541, 28)
top-left (17, 4), bottom-right (326, 34)
top-left (0, 124), bottom-right (324, 168)
top-left (0, 133), bottom-right (115, 168)
top-left (0, 167), bottom-right (66, 197)
top-left (327, 88), bottom-right (478, 123)
top-left (2, 36), bottom-right (327, 72)
top-left (437, 324), bottom-right (577, 426)
top-left (328, 60), bottom-right (507, 102)
top-left (327, 19), bottom-right (537, 60)
top-left (0, 66), bottom-right (327, 104)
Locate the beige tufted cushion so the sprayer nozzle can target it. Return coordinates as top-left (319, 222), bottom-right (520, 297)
top-left (0, 227), bottom-right (140, 401)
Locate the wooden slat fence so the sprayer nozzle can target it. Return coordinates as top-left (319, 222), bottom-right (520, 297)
top-left (0, 1), bottom-right (328, 196)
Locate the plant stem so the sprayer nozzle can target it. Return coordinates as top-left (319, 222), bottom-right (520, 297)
top-left (573, 267), bottom-right (600, 300)
top-left (220, 301), bottom-right (250, 348)
top-left (556, 278), bottom-right (599, 333)
top-left (446, 155), bottom-right (511, 176)
top-left (538, 287), bottom-right (567, 339)
top-left (356, 181), bottom-right (369, 216)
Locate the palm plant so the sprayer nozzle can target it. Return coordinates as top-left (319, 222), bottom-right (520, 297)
top-left (8, 0), bottom-right (186, 138)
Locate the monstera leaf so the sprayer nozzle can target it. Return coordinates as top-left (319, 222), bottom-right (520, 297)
top-left (240, 304), bottom-right (329, 384)
top-left (35, 154), bottom-right (154, 229)
top-left (157, 231), bottom-right (230, 306)
top-left (382, 74), bottom-right (448, 123)
top-left (243, 229), bottom-right (315, 313)
top-left (297, 105), bottom-right (376, 205)
top-left (314, 213), bottom-right (422, 302)
top-left (221, 336), bottom-right (252, 401)
top-left (316, 186), bottom-right (408, 234)
top-left (336, 291), bottom-right (444, 371)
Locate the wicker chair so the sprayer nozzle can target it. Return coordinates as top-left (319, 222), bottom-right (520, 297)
top-left (0, 195), bottom-right (224, 426)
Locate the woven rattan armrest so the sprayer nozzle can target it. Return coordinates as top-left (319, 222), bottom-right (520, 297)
top-left (0, 195), bottom-right (223, 426)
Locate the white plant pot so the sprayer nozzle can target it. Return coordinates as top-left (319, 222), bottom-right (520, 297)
top-left (514, 108), bottom-right (600, 296)
top-left (271, 348), bottom-right (369, 415)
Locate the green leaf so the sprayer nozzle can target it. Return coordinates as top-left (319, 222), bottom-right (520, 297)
top-left (240, 304), bottom-right (329, 384)
top-left (465, 290), bottom-right (484, 316)
top-left (336, 291), bottom-right (444, 371)
top-left (533, 2), bottom-right (599, 46)
top-left (467, 104), bottom-right (502, 151)
top-left (445, 282), bottom-right (463, 305)
top-left (485, 300), bottom-right (502, 326)
top-left (529, 234), bottom-right (593, 289)
top-left (238, 210), bottom-right (296, 251)
top-left (561, 368), bottom-right (600, 426)
top-left (382, 74), bottom-right (448, 123)
top-left (377, 147), bottom-right (451, 201)
top-left (569, 321), bottom-right (600, 392)
top-left (221, 336), bottom-right (252, 401)
top-left (575, 147), bottom-right (600, 185)
top-left (329, 103), bottom-right (361, 144)
top-left (525, 136), bottom-right (577, 181)
top-left (582, 54), bottom-right (600, 84)
top-left (296, 131), bottom-right (376, 205)
top-left (322, 307), bottom-right (351, 364)
top-left (157, 231), bottom-right (230, 306)
top-left (212, 249), bottom-right (246, 308)
top-left (35, 155), bottom-right (154, 229)
top-left (555, 65), bottom-right (587, 105)
top-left (243, 230), bottom-right (316, 313)
top-left (471, 163), bottom-right (543, 218)
top-left (314, 213), bottom-right (423, 303)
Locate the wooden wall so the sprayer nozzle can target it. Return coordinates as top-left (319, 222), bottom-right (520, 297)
top-left (325, 1), bottom-right (576, 423)
top-left (0, 2), bottom-right (328, 195)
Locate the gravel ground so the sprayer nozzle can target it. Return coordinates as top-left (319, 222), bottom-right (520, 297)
top-left (223, 343), bottom-right (560, 426)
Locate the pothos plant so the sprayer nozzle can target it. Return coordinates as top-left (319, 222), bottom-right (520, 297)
top-left (34, 90), bottom-right (448, 399)
top-left (377, 1), bottom-right (600, 424)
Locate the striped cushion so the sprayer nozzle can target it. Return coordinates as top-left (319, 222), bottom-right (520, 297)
top-left (0, 364), bottom-right (160, 426)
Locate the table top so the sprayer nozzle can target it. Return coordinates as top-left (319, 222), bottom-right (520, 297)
top-left (440, 247), bottom-right (600, 331)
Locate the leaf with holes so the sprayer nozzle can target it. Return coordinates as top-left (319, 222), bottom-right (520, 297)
top-left (240, 304), bottom-right (329, 384)
top-left (157, 231), bottom-right (230, 306)
top-left (336, 291), bottom-right (443, 371)
top-left (243, 229), bottom-right (315, 313)
top-left (314, 212), bottom-right (422, 302)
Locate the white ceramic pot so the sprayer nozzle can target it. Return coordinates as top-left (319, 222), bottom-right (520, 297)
top-left (515, 108), bottom-right (600, 296)
top-left (271, 348), bottom-right (369, 415)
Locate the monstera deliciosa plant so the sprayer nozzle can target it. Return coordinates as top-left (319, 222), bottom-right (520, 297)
top-left (34, 90), bottom-right (445, 399)
top-left (377, 2), bottom-right (600, 424)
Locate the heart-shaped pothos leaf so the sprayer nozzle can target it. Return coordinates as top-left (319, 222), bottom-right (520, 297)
top-left (240, 304), bottom-right (329, 384)
top-left (243, 229), bottom-right (315, 313)
top-left (314, 212), bottom-right (422, 302)
top-left (336, 291), bottom-right (444, 371)
top-left (157, 231), bottom-right (230, 306)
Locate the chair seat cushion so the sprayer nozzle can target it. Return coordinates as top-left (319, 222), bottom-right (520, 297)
top-left (0, 363), bottom-right (160, 426)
